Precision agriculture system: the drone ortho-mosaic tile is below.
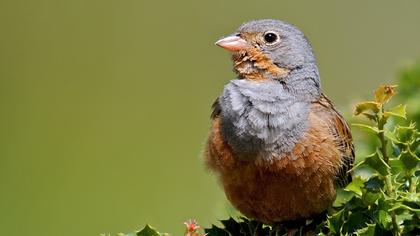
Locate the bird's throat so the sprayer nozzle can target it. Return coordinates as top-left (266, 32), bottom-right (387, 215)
top-left (232, 48), bottom-right (290, 81)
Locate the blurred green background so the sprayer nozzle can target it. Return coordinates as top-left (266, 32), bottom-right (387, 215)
top-left (1, 0), bottom-right (420, 235)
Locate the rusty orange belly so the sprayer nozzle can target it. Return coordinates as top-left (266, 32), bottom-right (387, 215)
top-left (204, 115), bottom-right (343, 223)
top-left (220, 160), bottom-right (336, 223)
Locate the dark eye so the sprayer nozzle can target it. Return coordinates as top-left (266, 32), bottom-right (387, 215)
top-left (263, 32), bottom-right (279, 44)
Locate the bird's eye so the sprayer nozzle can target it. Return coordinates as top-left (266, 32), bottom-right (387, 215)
top-left (263, 31), bottom-right (279, 44)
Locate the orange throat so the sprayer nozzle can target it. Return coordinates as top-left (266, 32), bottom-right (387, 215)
top-left (232, 47), bottom-right (290, 81)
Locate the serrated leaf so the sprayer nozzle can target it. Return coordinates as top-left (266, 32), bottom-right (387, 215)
top-left (390, 174), bottom-right (405, 191)
top-left (346, 196), bottom-right (367, 211)
top-left (362, 191), bottom-right (381, 206)
top-left (396, 124), bottom-right (417, 143)
top-left (379, 211), bottom-right (392, 229)
top-left (355, 223), bottom-right (376, 236)
top-left (399, 149), bottom-right (420, 172)
top-left (354, 101), bottom-right (380, 116)
top-left (353, 166), bottom-right (376, 180)
top-left (362, 113), bottom-right (377, 121)
top-left (314, 220), bottom-right (327, 235)
top-left (137, 225), bottom-right (161, 236)
top-left (220, 218), bottom-right (242, 235)
top-left (384, 130), bottom-right (400, 144)
top-left (352, 123), bottom-right (380, 134)
top-left (389, 158), bottom-right (405, 175)
top-left (363, 150), bottom-right (391, 176)
top-left (378, 208), bottom-right (392, 229)
top-left (244, 219), bottom-right (270, 236)
top-left (389, 203), bottom-right (420, 213)
top-left (343, 211), bottom-right (369, 233)
top-left (384, 104), bottom-right (407, 119)
top-left (327, 209), bottom-right (344, 234)
top-left (395, 211), bottom-right (414, 225)
top-left (374, 226), bottom-right (392, 236)
top-left (204, 225), bottom-right (230, 236)
top-left (345, 176), bottom-right (365, 196)
top-left (334, 188), bottom-right (354, 207)
top-left (400, 191), bottom-right (420, 202)
top-left (374, 85), bottom-right (397, 104)
top-left (364, 176), bottom-right (384, 192)
top-left (205, 218), bottom-right (274, 236)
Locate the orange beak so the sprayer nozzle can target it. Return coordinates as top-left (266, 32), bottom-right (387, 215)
top-left (215, 35), bottom-right (249, 52)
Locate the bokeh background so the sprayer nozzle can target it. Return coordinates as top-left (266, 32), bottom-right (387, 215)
top-left (1, 0), bottom-right (420, 235)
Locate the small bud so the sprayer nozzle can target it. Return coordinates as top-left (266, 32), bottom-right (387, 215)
top-left (374, 85), bottom-right (397, 104)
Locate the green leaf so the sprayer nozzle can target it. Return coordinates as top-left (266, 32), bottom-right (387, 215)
top-left (220, 218), bottom-right (243, 235)
top-left (378, 197), bottom-right (392, 229)
top-left (389, 203), bottom-right (420, 213)
top-left (362, 113), bottom-right (377, 121)
top-left (378, 210), bottom-right (392, 229)
top-left (400, 206), bottom-right (420, 233)
top-left (353, 166), bottom-right (376, 180)
top-left (354, 101), bottom-right (380, 116)
top-left (355, 224), bottom-right (376, 236)
top-left (205, 218), bottom-right (274, 236)
top-left (384, 104), bottom-right (407, 119)
top-left (384, 130), bottom-right (400, 144)
top-left (395, 211), bottom-right (414, 226)
top-left (345, 176), bottom-right (365, 196)
top-left (334, 188), bottom-right (354, 207)
top-left (204, 225), bottom-right (230, 236)
top-left (343, 211), bottom-right (369, 233)
top-left (327, 209), bottom-right (344, 234)
top-left (364, 176), bottom-right (384, 192)
top-left (400, 191), bottom-right (420, 203)
top-left (362, 191), bottom-right (381, 206)
top-left (396, 124), bottom-right (417, 143)
top-left (314, 220), bottom-right (327, 235)
top-left (346, 196), bottom-right (367, 211)
top-left (352, 123), bottom-right (380, 134)
top-left (363, 150), bottom-right (391, 176)
top-left (389, 158), bottom-right (405, 175)
top-left (137, 225), bottom-right (161, 236)
top-left (399, 149), bottom-right (420, 172)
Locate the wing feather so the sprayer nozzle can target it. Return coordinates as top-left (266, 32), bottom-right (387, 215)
top-left (210, 97), bottom-right (221, 119)
top-left (315, 94), bottom-right (355, 188)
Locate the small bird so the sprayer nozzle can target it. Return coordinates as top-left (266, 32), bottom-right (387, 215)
top-left (204, 19), bottom-right (354, 225)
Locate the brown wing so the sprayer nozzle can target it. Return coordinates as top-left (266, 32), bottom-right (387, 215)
top-left (314, 94), bottom-right (355, 188)
top-left (204, 97), bottom-right (238, 172)
top-left (210, 97), bottom-right (221, 119)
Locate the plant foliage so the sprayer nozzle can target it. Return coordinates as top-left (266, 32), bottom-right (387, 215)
top-left (328, 85), bottom-right (420, 236)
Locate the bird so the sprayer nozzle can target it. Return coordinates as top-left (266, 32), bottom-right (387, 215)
top-left (204, 19), bottom-right (354, 225)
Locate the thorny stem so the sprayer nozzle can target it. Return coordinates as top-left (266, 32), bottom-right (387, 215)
top-left (383, 161), bottom-right (400, 236)
top-left (391, 212), bottom-right (399, 236)
top-left (409, 176), bottom-right (417, 193)
top-left (377, 109), bottom-right (400, 236)
top-left (377, 112), bottom-right (389, 163)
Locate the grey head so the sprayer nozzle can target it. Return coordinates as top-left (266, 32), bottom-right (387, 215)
top-left (215, 19), bottom-right (323, 161)
top-left (216, 19), bottom-right (321, 101)
top-left (236, 19), bottom-right (316, 70)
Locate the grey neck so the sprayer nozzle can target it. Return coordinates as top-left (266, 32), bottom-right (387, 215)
top-left (218, 64), bottom-right (321, 161)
